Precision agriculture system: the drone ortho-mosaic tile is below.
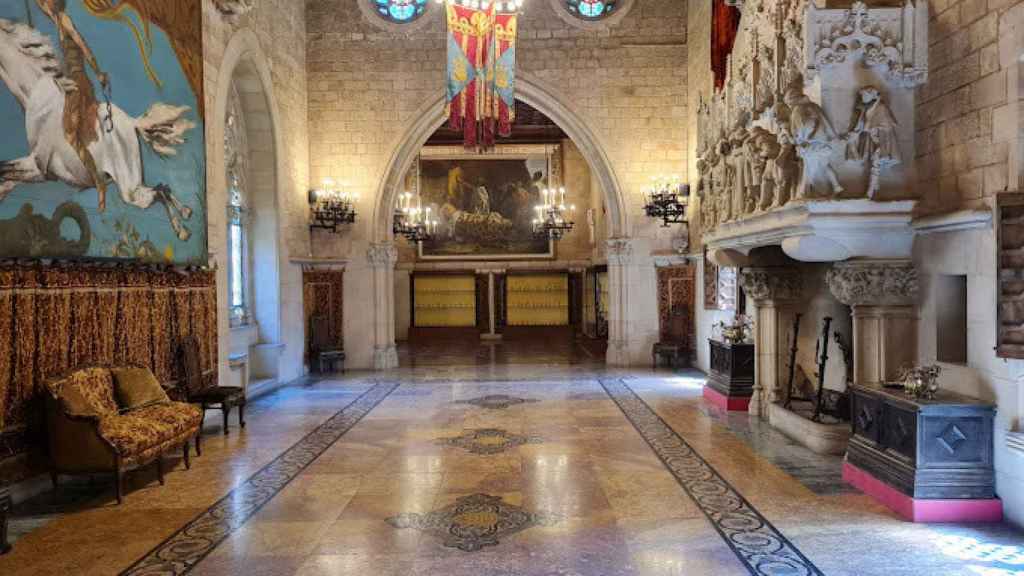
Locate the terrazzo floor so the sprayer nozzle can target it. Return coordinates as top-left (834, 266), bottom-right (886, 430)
top-left (3, 359), bottom-right (1024, 575)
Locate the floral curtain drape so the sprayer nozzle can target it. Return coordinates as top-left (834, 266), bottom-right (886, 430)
top-left (0, 264), bottom-right (217, 466)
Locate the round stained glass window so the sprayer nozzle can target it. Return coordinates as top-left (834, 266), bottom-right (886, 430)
top-left (565, 0), bottom-right (618, 19)
top-left (373, 0), bottom-right (428, 23)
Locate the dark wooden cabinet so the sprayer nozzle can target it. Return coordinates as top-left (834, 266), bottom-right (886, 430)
top-left (707, 340), bottom-right (755, 400)
top-left (848, 384), bottom-right (995, 499)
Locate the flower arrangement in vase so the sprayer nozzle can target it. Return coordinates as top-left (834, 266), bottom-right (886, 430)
top-left (714, 314), bottom-right (753, 345)
top-left (899, 364), bottom-right (942, 399)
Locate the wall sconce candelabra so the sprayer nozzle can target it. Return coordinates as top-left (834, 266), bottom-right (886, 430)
top-left (393, 191), bottom-right (438, 243)
top-left (533, 186), bottom-right (576, 241)
top-left (643, 175), bottom-right (689, 227)
top-left (309, 178), bottom-right (358, 233)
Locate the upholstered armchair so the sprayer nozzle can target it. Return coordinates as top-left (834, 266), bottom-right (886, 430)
top-left (44, 366), bottom-right (201, 503)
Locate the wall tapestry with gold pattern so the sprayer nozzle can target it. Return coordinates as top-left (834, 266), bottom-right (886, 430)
top-left (506, 273), bottom-right (568, 327)
top-left (416, 145), bottom-right (558, 261)
top-left (0, 1), bottom-right (205, 263)
top-left (302, 269), bottom-right (344, 364)
top-left (657, 266), bottom-right (695, 353)
top-left (413, 274), bottom-right (477, 327)
top-left (0, 263), bottom-right (216, 479)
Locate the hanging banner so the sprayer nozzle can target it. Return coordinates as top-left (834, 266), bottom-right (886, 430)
top-left (446, 2), bottom-right (494, 150)
top-left (492, 10), bottom-right (517, 139)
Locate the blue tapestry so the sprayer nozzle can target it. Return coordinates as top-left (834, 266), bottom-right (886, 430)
top-left (0, 1), bottom-right (205, 264)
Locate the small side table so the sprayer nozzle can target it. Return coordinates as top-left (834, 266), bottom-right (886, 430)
top-left (652, 342), bottom-right (687, 369)
top-left (0, 486), bottom-right (12, 555)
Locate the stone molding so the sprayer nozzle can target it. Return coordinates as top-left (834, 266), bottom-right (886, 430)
top-left (826, 260), bottom-right (918, 307)
top-left (739, 267), bottom-right (802, 303)
top-left (546, 0), bottom-right (636, 31)
top-left (367, 243), bottom-right (398, 268)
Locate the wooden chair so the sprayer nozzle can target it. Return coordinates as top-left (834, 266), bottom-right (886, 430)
top-left (310, 316), bottom-right (345, 374)
top-left (178, 336), bottom-right (246, 442)
top-left (653, 310), bottom-right (690, 369)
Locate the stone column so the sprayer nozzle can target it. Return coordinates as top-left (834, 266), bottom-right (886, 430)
top-left (606, 238), bottom-right (634, 366)
top-left (827, 260), bottom-right (919, 386)
top-left (368, 243), bottom-right (399, 370)
top-left (739, 267), bottom-right (804, 419)
top-left (480, 269), bottom-right (503, 341)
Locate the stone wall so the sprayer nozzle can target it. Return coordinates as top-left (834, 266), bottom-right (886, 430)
top-left (306, 0), bottom-right (689, 366)
top-left (916, 0), bottom-right (1024, 212)
top-left (202, 0), bottom-right (310, 383)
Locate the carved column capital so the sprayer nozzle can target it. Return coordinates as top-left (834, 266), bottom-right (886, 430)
top-left (739, 267), bottom-right (803, 303)
top-left (607, 238), bottom-right (635, 266)
top-left (827, 260), bottom-right (919, 307)
top-left (367, 243), bottom-right (398, 269)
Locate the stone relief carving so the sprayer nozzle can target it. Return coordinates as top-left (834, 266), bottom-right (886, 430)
top-left (826, 261), bottom-right (919, 307)
top-left (785, 82), bottom-right (842, 199)
top-left (697, 0), bottom-right (927, 235)
top-left (738, 267), bottom-right (802, 302)
top-left (806, 1), bottom-right (928, 87)
top-left (844, 86), bottom-right (901, 199)
top-left (214, 0), bottom-right (255, 23)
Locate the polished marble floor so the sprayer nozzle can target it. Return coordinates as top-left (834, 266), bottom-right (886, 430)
top-left (3, 363), bottom-right (1024, 576)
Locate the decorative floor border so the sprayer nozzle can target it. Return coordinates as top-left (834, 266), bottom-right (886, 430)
top-left (120, 381), bottom-right (399, 576)
top-left (600, 379), bottom-right (825, 576)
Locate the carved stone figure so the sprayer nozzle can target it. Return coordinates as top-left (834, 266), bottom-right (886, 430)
top-left (712, 138), bottom-right (732, 223)
top-left (726, 127), bottom-right (752, 219)
top-left (784, 84), bottom-right (843, 199)
top-left (769, 129), bottom-right (799, 208)
top-left (697, 157), bottom-right (717, 230)
top-left (748, 127), bottom-right (780, 212)
top-left (845, 86), bottom-right (901, 198)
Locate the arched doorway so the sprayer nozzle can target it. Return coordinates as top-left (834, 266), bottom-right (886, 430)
top-left (367, 73), bottom-right (633, 368)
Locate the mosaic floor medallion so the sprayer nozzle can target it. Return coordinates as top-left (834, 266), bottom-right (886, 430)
top-left (386, 493), bottom-right (560, 552)
top-left (454, 394), bottom-right (540, 410)
top-left (438, 428), bottom-right (543, 455)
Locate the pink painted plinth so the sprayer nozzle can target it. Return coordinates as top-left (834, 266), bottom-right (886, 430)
top-left (702, 386), bottom-right (751, 412)
top-left (843, 461), bottom-right (1003, 523)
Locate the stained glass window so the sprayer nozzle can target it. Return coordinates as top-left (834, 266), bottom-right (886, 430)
top-left (372, 0), bottom-right (428, 23)
top-left (566, 0), bottom-right (618, 19)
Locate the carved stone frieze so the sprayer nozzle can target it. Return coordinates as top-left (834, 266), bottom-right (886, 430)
top-left (738, 267), bottom-right (802, 303)
top-left (214, 0), bottom-right (255, 23)
top-left (826, 260), bottom-right (918, 307)
top-left (805, 1), bottom-right (928, 88)
top-left (367, 243), bottom-right (398, 268)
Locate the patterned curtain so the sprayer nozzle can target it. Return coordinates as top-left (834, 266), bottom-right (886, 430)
top-left (0, 264), bottom-right (216, 468)
top-left (712, 0), bottom-right (741, 91)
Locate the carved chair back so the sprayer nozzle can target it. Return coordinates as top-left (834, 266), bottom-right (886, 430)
top-left (177, 335), bottom-right (209, 399)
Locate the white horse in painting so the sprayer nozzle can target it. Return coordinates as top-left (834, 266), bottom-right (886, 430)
top-left (0, 18), bottom-right (196, 241)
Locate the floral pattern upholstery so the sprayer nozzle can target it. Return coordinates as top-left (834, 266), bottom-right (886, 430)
top-left (47, 368), bottom-right (119, 417)
top-left (98, 402), bottom-right (201, 461)
top-left (48, 367), bottom-right (202, 469)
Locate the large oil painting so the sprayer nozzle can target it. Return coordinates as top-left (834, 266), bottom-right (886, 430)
top-left (417, 145), bottom-right (558, 260)
top-left (0, 0), bottom-right (205, 263)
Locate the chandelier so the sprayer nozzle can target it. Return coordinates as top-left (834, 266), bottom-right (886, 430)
top-left (308, 178), bottom-right (357, 233)
top-left (643, 175), bottom-right (689, 227)
top-left (393, 191), bottom-right (438, 243)
top-left (533, 186), bottom-right (576, 241)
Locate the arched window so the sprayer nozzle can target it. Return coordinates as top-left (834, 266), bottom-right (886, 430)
top-left (565, 0), bottom-right (618, 19)
top-left (225, 87), bottom-right (251, 327)
top-left (372, 0), bottom-right (428, 23)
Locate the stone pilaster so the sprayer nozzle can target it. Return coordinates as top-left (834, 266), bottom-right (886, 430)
top-left (827, 260), bottom-right (919, 386)
top-left (605, 238), bottom-right (634, 366)
top-left (368, 243), bottom-right (399, 370)
top-left (739, 267), bottom-right (803, 418)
